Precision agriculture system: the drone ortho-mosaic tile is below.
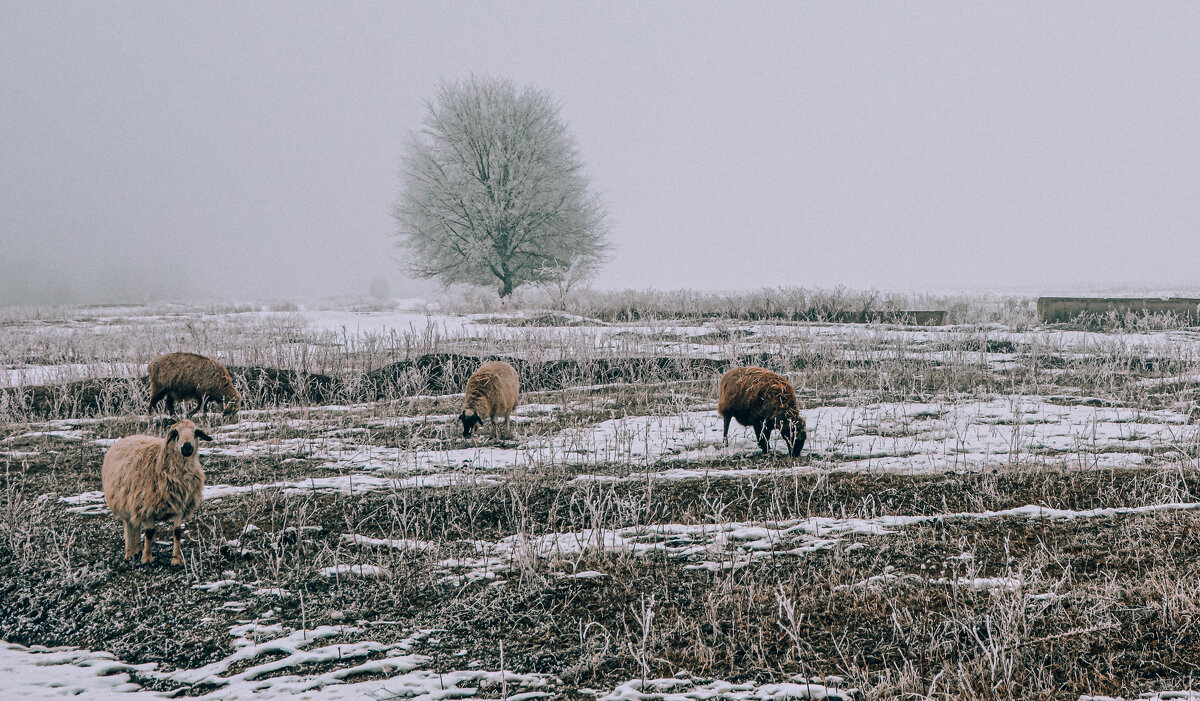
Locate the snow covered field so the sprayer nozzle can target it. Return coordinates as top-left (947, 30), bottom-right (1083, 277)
top-left (3, 298), bottom-right (1200, 699)
top-left (35, 395), bottom-right (1197, 515)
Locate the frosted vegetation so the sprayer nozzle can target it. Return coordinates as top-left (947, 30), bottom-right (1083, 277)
top-left (2, 288), bottom-right (1200, 699)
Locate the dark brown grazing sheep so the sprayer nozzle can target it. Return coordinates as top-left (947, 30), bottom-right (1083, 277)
top-left (460, 360), bottom-right (520, 441)
top-left (101, 419), bottom-right (210, 564)
top-left (148, 352), bottom-right (241, 421)
top-left (717, 366), bottom-right (806, 456)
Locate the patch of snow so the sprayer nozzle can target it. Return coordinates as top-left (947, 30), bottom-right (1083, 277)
top-left (1030, 592), bottom-right (1063, 602)
top-left (1134, 374), bottom-right (1200, 388)
top-left (440, 499), bottom-right (1200, 581)
top-left (835, 566), bottom-right (921, 591)
top-left (2, 429), bottom-right (89, 442)
top-left (253, 587), bottom-right (293, 598)
top-left (933, 576), bottom-right (1023, 591)
top-left (2, 362), bottom-right (145, 388)
top-left (0, 642), bottom-right (156, 699)
top-left (600, 675), bottom-right (858, 700)
top-left (340, 533), bottom-right (438, 551)
top-left (318, 564), bottom-right (388, 578)
top-left (290, 396), bottom-right (1191, 477)
top-left (192, 579), bottom-right (242, 592)
top-left (559, 570), bottom-right (607, 580)
top-left (61, 490), bottom-right (104, 505)
top-left (0, 620), bottom-right (560, 700)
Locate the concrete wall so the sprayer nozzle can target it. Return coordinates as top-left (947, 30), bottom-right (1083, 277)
top-left (1036, 297), bottom-right (1200, 324)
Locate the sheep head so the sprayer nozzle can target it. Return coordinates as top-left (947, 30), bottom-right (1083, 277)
top-left (222, 396), bottom-right (241, 422)
top-left (166, 419), bottom-right (213, 460)
top-left (781, 416), bottom-right (807, 456)
top-left (459, 409), bottom-right (483, 438)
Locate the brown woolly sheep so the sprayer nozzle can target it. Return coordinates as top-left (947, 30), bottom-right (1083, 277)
top-left (460, 360), bottom-right (520, 441)
top-left (717, 366), bottom-right (807, 456)
top-left (149, 352), bottom-right (241, 422)
top-left (101, 419), bottom-right (211, 564)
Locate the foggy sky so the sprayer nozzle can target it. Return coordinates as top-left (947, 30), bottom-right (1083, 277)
top-left (3, 2), bottom-right (1199, 305)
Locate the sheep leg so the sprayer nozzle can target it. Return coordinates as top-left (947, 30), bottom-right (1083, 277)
top-left (504, 413), bottom-right (513, 439)
top-left (755, 421), bottom-right (772, 454)
top-left (165, 395), bottom-right (177, 416)
top-left (141, 528), bottom-right (155, 564)
top-left (171, 522), bottom-right (184, 565)
top-left (489, 415), bottom-right (500, 441)
top-left (763, 419), bottom-right (778, 453)
top-left (149, 389), bottom-right (168, 414)
top-left (722, 415), bottom-right (732, 446)
top-left (782, 421), bottom-right (800, 455)
top-left (122, 520), bottom-right (137, 560)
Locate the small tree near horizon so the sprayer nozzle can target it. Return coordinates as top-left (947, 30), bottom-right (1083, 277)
top-left (393, 75), bottom-right (610, 298)
top-left (535, 253), bottom-right (599, 310)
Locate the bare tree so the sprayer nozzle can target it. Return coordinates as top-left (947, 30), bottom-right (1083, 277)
top-left (393, 75), bottom-right (610, 297)
top-left (535, 253), bottom-right (599, 310)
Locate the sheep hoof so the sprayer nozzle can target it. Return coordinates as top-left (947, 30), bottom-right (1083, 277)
top-left (171, 557), bottom-right (183, 566)
top-left (141, 555), bottom-right (152, 564)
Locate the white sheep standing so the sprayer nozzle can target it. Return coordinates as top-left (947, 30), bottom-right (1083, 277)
top-left (101, 419), bottom-right (210, 565)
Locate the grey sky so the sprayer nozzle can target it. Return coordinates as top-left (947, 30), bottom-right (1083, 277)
top-left (3, 2), bottom-right (1199, 304)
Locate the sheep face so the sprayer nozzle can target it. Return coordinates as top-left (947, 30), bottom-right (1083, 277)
top-left (780, 416), bottom-right (807, 456)
top-left (458, 408), bottom-right (482, 434)
top-left (459, 409), bottom-right (483, 438)
top-left (166, 420), bottom-right (213, 459)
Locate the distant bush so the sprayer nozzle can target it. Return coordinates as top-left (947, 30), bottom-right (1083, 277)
top-left (433, 286), bottom-right (1037, 326)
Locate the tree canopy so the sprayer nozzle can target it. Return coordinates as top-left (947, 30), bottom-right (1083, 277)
top-left (393, 76), bottom-right (609, 297)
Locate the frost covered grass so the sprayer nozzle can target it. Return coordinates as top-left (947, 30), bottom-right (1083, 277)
top-left (431, 284), bottom-right (1040, 326)
top-left (3, 295), bottom-right (1200, 699)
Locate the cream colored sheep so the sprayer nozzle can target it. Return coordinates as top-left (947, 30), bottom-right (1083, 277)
top-left (718, 366), bottom-right (806, 456)
top-left (149, 352), bottom-right (241, 422)
top-left (460, 360), bottom-right (520, 441)
top-left (101, 419), bottom-right (210, 565)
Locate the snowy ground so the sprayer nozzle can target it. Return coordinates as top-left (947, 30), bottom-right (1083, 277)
top-left (3, 298), bottom-right (1200, 699)
top-left (34, 394), bottom-right (1196, 517)
top-left (0, 634), bottom-right (866, 700)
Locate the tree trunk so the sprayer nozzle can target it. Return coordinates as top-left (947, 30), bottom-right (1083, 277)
top-left (500, 277), bottom-right (514, 297)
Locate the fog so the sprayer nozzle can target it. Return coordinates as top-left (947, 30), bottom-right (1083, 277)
top-left (3, 2), bottom-right (1199, 305)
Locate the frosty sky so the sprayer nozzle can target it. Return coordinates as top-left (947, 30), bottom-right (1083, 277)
top-left (3, 2), bottom-right (1199, 304)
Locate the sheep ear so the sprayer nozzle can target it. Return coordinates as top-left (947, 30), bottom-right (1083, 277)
top-left (167, 429), bottom-right (178, 443)
top-left (195, 430), bottom-right (213, 442)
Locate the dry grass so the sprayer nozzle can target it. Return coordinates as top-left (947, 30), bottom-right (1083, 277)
top-left (2, 292), bottom-right (1200, 699)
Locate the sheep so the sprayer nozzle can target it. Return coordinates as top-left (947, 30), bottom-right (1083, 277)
top-left (717, 366), bottom-right (807, 456)
top-left (459, 360), bottom-right (520, 441)
top-left (101, 419), bottom-right (211, 565)
top-left (148, 352), bottom-right (241, 422)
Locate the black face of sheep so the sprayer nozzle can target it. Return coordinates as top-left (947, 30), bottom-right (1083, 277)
top-left (459, 410), bottom-right (483, 438)
top-left (782, 418), bottom-right (807, 457)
